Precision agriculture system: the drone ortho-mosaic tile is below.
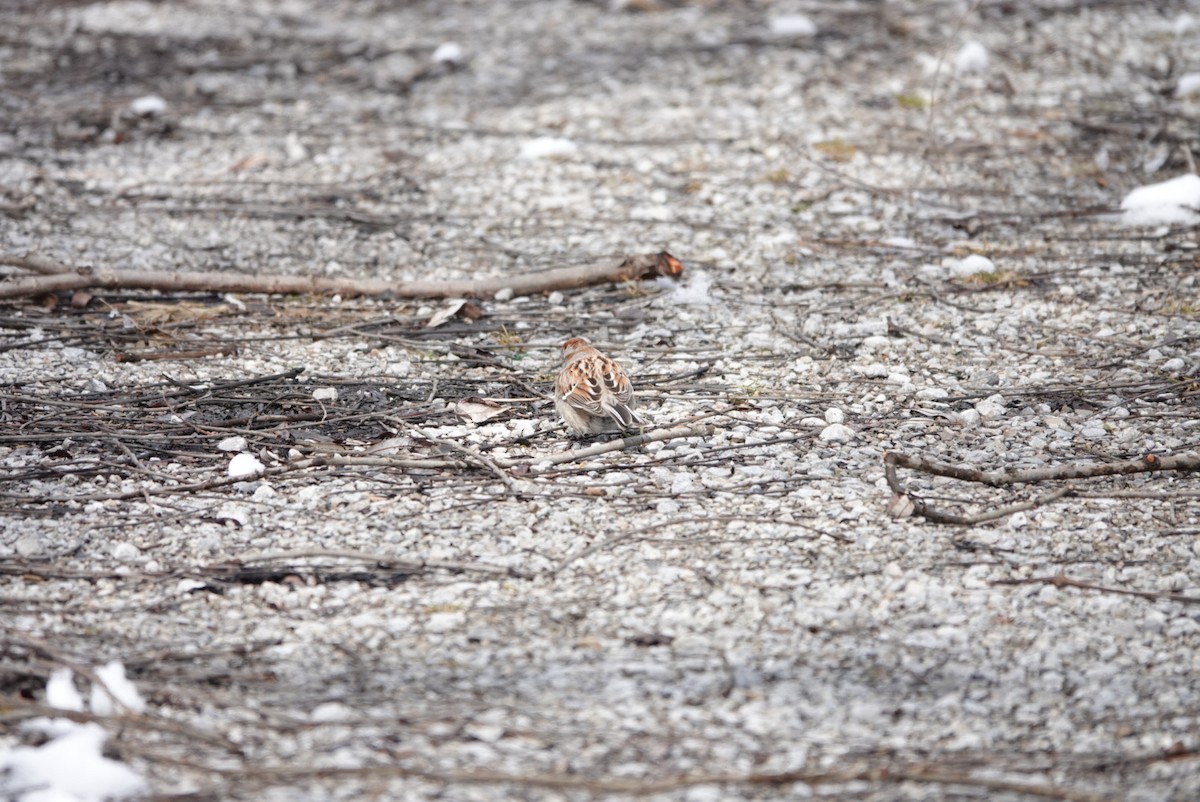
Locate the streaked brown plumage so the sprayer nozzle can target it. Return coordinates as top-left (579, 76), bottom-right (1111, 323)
top-left (554, 337), bottom-right (648, 435)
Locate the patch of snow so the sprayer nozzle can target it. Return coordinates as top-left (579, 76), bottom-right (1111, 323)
top-left (46, 668), bottom-right (84, 712)
top-left (1176, 73), bottom-right (1200, 98)
top-left (951, 254), bottom-right (995, 277)
top-left (955, 41), bottom-right (989, 74)
top-left (90, 661), bottom-right (145, 715)
top-left (668, 270), bottom-right (712, 306)
top-left (1120, 174), bottom-right (1200, 226)
top-left (519, 137), bottom-right (577, 160)
top-left (0, 723), bottom-right (148, 801)
top-left (769, 14), bottom-right (816, 38)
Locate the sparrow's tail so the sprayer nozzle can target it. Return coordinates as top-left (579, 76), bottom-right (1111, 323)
top-left (603, 401), bottom-right (649, 431)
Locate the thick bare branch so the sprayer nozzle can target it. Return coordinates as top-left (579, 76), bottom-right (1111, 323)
top-left (0, 251), bottom-right (685, 300)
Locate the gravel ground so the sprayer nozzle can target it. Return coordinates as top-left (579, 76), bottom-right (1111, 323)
top-left (3, 1), bottom-right (1200, 800)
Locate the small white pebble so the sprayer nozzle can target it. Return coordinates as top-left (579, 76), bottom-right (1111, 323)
top-left (111, 542), bottom-right (141, 562)
top-left (824, 408), bottom-right (845, 424)
top-left (955, 409), bottom-right (982, 428)
top-left (218, 436), bottom-right (248, 452)
top-left (431, 41), bottom-right (465, 65)
top-left (129, 94), bottom-right (168, 116)
top-left (769, 14), bottom-right (817, 38)
top-left (819, 423), bottom-right (854, 442)
top-left (519, 137), bottom-right (577, 160)
top-left (951, 254), bottom-right (995, 277)
top-left (228, 452), bottom-right (266, 479)
top-left (313, 387), bottom-right (338, 402)
top-left (974, 395), bottom-right (1006, 419)
top-left (955, 41), bottom-right (989, 75)
top-left (252, 483), bottom-right (277, 501)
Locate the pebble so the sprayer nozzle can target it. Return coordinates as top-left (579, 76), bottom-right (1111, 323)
top-left (15, 533), bottom-right (47, 558)
top-left (819, 423), bottom-right (854, 442)
top-left (1, 7), bottom-right (1193, 802)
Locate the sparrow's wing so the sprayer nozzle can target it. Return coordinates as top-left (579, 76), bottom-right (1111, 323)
top-left (556, 361), bottom-right (607, 416)
top-left (595, 361), bottom-right (648, 429)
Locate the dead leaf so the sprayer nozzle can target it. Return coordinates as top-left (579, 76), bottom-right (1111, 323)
top-left (814, 139), bottom-right (858, 162)
top-left (454, 397), bottom-right (507, 423)
top-left (229, 153), bottom-right (273, 173)
top-left (427, 298), bottom-right (468, 328)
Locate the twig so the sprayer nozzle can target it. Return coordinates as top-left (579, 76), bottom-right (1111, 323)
top-left (883, 450), bottom-right (1197, 487)
top-left (0, 251), bottom-right (685, 300)
top-left (216, 548), bottom-right (529, 579)
top-left (882, 450), bottom-right (1198, 525)
top-left (525, 421), bottom-right (714, 469)
top-left (222, 761), bottom-right (1115, 802)
top-left (993, 571), bottom-right (1200, 606)
top-left (554, 514), bottom-right (851, 573)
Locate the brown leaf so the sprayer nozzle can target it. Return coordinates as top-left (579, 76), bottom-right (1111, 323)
top-left (427, 298), bottom-right (468, 328)
top-left (454, 397), bottom-right (507, 424)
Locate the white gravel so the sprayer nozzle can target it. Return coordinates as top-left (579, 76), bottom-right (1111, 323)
top-left (2, 2), bottom-right (1200, 802)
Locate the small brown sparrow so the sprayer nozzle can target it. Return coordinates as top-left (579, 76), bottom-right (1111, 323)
top-left (555, 337), bottom-right (648, 435)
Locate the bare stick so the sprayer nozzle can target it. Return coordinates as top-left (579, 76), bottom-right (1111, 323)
top-left (882, 450), bottom-right (1200, 524)
top-left (0, 251), bottom-right (685, 300)
top-left (993, 571), bottom-right (1200, 606)
top-left (222, 548), bottom-right (529, 578)
top-left (884, 450), bottom-right (1198, 487)
top-left (527, 422), bottom-right (714, 468)
top-left (225, 762), bottom-right (1114, 802)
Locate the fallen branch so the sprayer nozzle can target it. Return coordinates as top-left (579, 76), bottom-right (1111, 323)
top-left (225, 761), bottom-right (1115, 802)
top-left (993, 571), bottom-right (1200, 606)
top-left (0, 251), bottom-right (685, 300)
top-left (884, 450), bottom-right (1198, 486)
top-left (883, 450), bottom-right (1200, 525)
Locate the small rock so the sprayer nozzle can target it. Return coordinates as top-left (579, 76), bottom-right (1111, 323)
top-left (427, 611), bottom-right (466, 633)
top-left (218, 436), bottom-right (248, 452)
top-left (111, 542), bottom-right (141, 562)
top-left (951, 254), bottom-right (995, 277)
top-left (819, 423), bottom-right (854, 442)
top-left (955, 41), bottom-right (989, 75)
top-left (974, 395), bottom-right (1006, 419)
top-left (15, 533), bottom-right (46, 558)
top-left (431, 42), bottom-right (465, 65)
top-left (228, 453), bottom-right (266, 479)
top-left (769, 14), bottom-right (817, 38)
top-left (129, 94), bottom-right (168, 117)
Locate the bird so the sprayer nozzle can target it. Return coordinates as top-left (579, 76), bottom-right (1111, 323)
top-left (554, 337), bottom-right (648, 435)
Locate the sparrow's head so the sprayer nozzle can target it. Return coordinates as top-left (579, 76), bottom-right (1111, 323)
top-left (561, 336), bottom-right (592, 361)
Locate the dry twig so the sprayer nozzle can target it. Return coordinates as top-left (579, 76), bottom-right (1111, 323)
top-left (883, 450), bottom-right (1199, 525)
